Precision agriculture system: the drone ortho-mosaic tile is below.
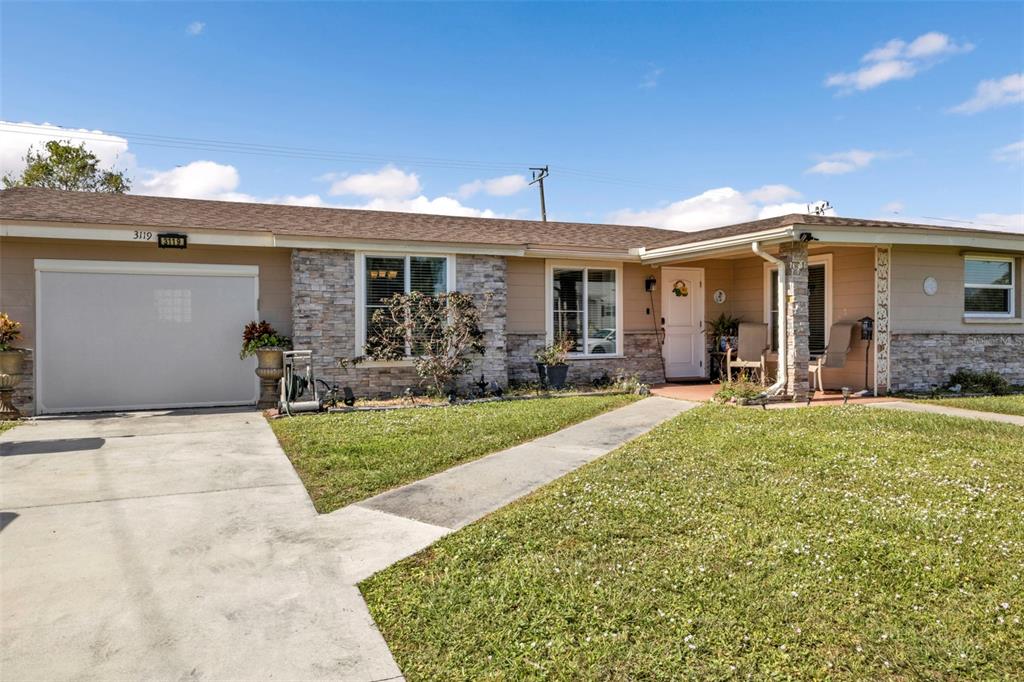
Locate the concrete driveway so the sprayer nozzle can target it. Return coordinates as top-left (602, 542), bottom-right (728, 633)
top-left (0, 409), bottom-right (446, 681)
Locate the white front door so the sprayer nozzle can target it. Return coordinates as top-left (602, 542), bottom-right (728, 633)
top-left (661, 267), bottom-right (705, 379)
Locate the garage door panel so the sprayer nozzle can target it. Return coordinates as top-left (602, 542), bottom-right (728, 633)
top-left (37, 264), bottom-right (258, 413)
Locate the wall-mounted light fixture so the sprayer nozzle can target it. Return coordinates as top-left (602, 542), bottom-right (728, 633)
top-left (644, 276), bottom-right (657, 292)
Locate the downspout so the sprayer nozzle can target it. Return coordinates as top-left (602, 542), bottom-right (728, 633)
top-left (752, 241), bottom-right (787, 396)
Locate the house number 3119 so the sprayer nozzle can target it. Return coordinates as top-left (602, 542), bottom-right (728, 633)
top-left (133, 230), bottom-right (153, 240)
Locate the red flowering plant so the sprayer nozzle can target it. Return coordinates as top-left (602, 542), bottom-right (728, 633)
top-left (239, 320), bottom-right (292, 359)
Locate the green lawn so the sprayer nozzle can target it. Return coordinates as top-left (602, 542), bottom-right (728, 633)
top-left (0, 420), bottom-right (21, 434)
top-left (920, 394), bottom-right (1024, 417)
top-left (362, 405), bottom-right (1023, 680)
top-left (270, 395), bottom-right (640, 512)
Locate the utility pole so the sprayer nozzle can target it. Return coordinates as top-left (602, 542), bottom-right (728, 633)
top-left (530, 166), bottom-right (549, 222)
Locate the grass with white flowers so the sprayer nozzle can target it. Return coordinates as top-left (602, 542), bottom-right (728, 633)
top-left (920, 394), bottom-right (1024, 417)
top-left (361, 404), bottom-right (1023, 680)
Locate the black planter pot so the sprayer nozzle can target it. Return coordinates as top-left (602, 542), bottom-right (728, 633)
top-left (546, 363), bottom-right (569, 390)
top-left (536, 362), bottom-right (548, 387)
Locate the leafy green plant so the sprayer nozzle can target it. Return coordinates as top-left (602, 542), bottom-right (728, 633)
top-left (239, 320), bottom-right (292, 359)
top-left (533, 333), bottom-right (575, 366)
top-left (0, 313), bottom-right (22, 351)
top-left (947, 367), bottom-right (1011, 395)
top-left (706, 312), bottom-right (741, 351)
top-left (613, 370), bottom-right (650, 395)
top-left (362, 290), bottom-right (489, 396)
top-left (713, 376), bottom-right (763, 403)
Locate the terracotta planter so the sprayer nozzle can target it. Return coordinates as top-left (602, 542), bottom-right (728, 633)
top-left (0, 349), bottom-right (26, 420)
top-left (254, 347), bottom-right (285, 409)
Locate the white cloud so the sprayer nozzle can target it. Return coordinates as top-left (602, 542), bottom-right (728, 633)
top-left (326, 165), bottom-right (421, 198)
top-left (882, 201), bottom-right (905, 215)
top-left (950, 73), bottom-right (1024, 114)
top-left (826, 32), bottom-right (973, 93)
top-left (806, 149), bottom-right (885, 175)
top-left (187, 21), bottom-right (205, 36)
top-left (744, 184), bottom-right (801, 203)
top-left (457, 174), bottom-right (529, 198)
top-left (974, 213), bottom-right (1024, 234)
top-left (139, 160), bottom-right (241, 199)
top-left (0, 121), bottom-right (134, 178)
top-left (609, 186), bottom-right (823, 232)
top-left (992, 140), bottom-right (1024, 165)
top-left (345, 195), bottom-right (502, 218)
top-left (639, 65), bottom-right (664, 90)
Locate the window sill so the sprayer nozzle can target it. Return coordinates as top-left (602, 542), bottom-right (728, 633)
top-left (962, 316), bottom-right (1023, 325)
top-left (357, 358), bottom-right (416, 368)
top-left (567, 354), bottom-right (625, 361)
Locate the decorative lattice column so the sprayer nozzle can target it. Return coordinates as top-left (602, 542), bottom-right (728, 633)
top-left (779, 241), bottom-right (810, 400)
top-left (874, 246), bottom-right (891, 395)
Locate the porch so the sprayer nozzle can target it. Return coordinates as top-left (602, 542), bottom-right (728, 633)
top-left (648, 240), bottom-right (888, 400)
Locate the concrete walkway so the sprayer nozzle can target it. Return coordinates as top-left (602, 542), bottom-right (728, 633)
top-left (357, 396), bottom-right (693, 530)
top-left (870, 400), bottom-right (1024, 426)
top-left (1, 396), bottom-right (693, 681)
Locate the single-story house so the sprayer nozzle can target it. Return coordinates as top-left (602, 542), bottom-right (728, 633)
top-left (2, 186), bottom-right (1022, 415)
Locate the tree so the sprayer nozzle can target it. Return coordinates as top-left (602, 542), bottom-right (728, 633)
top-left (362, 291), bottom-right (489, 396)
top-left (3, 140), bottom-right (131, 193)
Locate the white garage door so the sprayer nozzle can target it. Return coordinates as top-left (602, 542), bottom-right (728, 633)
top-left (35, 260), bottom-right (260, 414)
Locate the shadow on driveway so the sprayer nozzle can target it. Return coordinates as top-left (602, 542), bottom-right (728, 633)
top-left (0, 437), bottom-right (106, 457)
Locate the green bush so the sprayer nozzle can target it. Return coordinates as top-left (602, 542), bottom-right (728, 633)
top-left (713, 377), bottom-right (763, 403)
top-left (947, 367), bottom-right (1011, 395)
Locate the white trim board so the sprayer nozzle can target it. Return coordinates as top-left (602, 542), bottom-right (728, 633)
top-left (34, 259), bottom-right (259, 277)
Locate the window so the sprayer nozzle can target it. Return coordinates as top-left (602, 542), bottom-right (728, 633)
top-left (549, 264), bottom-right (620, 355)
top-left (765, 255), bottom-right (831, 355)
top-left (964, 256), bottom-right (1015, 317)
top-left (358, 254), bottom-right (452, 355)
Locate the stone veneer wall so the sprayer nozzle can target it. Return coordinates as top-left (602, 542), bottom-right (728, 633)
top-left (10, 349), bottom-right (34, 416)
top-left (291, 250), bottom-right (507, 399)
top-left (507, 331), bottom-right (665, 386)
top-left (889, 333), bottom-right (1024, 392)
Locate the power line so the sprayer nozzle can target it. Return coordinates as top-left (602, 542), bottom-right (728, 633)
top-left (0, 122), bottom-right (699, 194)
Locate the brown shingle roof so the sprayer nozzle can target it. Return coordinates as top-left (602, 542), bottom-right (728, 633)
top-left (2, 187), bottom-right (1016, 252)
top-left (642, 213), bottom-right (1021, 249)
top-left (0, 187), bottom-right (679, 251)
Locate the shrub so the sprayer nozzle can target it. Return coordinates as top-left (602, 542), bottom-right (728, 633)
top-left (714, 377), bottom-right (763, 403)
top-left (363, 290), bottom-right (489, 396)
top-left (613, 370), bottom-right (650, 395)
top-left (239, 320), bottom-right (292, 359)
top-left (946, 367), bottom-right (1011, 395)
top-left (0, 313), bottom-right (22, 351)
top-left (534, 334), bottom-right (575, 366)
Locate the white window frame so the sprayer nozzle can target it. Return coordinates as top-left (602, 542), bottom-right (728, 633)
top-left (355, 252), bottom-right (456, 359)
top-left (763, 254), bottom-right (833, 355)
top-left (544, 260), bottom-right (624, 358)
top-left (963, 255), bottom-right (1015, 318)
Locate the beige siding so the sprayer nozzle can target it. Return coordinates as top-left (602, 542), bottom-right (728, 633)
top-left (505, 257), bottom-right (733, 337)
top-left (0, 237), bottom-right (293, 348)
top-left (505, 256), bottom-right (545, 333)
top-left (891, 245), bottom-right (1024, 334)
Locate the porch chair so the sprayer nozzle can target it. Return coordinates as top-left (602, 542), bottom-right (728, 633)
top-left (808, 321), bottom-right (856, 393)
top-left (726, 322), bottom-right (770, 385)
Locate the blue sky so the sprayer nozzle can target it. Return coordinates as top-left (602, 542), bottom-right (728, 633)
top-left (2, 2), bottom-right (1022, 231)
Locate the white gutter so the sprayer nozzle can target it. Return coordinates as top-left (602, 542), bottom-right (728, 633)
top-left (752, 241), bottom-right (787, 397)
top-left (638, 226), bottom-right (795, 263)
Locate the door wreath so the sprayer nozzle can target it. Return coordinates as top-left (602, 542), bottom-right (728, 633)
top-left (672, 280), bottom-right (688, 297)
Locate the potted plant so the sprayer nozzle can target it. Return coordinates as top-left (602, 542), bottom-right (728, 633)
top-left (706, 313), bottom-right (741, 352)
top-left (240, 320), bottom-right (292, 409)
top-left (0, 313), bottom-right (26, 420)
top-left (533, 334), bottom-right (575, 390)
